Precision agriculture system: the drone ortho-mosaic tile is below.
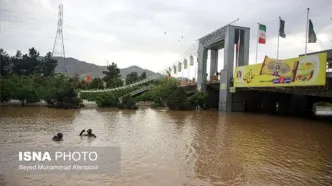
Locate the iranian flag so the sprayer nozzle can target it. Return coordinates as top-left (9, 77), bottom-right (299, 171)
top-left (258, 24), bottom-right (266, 44)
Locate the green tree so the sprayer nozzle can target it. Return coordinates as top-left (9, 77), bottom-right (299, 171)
top-left (139, 72), bottom-right (146, 80)
top-left (102, 62), bottom-right (123, 88)
top-left (78, 79), bottom-right (89, 90)
top-left (96, 93), bottom-right (118, 107)
top-left (0, 49), bottom-right (12, 76)
top-left (150, 78), bottom-right (178, 103)
top-left (39, 74), bottom-right (66, 105)
top-left (28, 47), bottom-right (40, 59)
top-left (12, 48), bottom-right (41, 76)
top-left (166, 87), bottom-right (189, 110)
top-left (15, 50), bottom-right (22, 59)
top-left (118, 95), bottom-right (138, 109)
top-left (40, 52), bottom-right (57, 76)
top-left (54, 84), bottom-right (82, 109)
top-left (88, 77), bottom-right (104, 89)
top-left (40, 74), bottom-right (82, 108)
top-left (136, 77), bottom-right (179, 107)
top-left (0, 77), bottom-right (13, 102)
top-left (136, 91), bottom-right (153, 102)
top-left (10, 75), bottom-right (40, 106)
top-left (125, 72), bottom-right (139, 85)
top-left (107, 78), bottom-right (123, 88)
top-left (186, 91), bottom-right (208, 109)
top-left (68, 74), bottom-right (81, 89)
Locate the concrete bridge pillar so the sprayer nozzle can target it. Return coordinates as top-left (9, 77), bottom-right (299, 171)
top-left (197, 47), bottom-right (208, 91)
top-left (238, 29), bottom-right (250, 67)
top-left (219, 27), bottom-right (250, 112)
top-left (196, 25), bottom-right (250, 112)
top-left (210, 50), bottom-right (218, 81)
top-left (219, 26), bottom-right (235, 112)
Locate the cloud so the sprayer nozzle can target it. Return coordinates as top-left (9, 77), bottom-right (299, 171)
top-left (1, 0), bottom-right (332, 73)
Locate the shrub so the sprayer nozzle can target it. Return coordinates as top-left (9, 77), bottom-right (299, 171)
top-left (186, 91), bottom-right (208, 109)
top-left (53, 84), bottom-right (83, 109)
top-left (136, 91), bottom-right (153, 102)
top-left (166, 87), bottom-right (190, 110)
top-left (96, 93), bottom-right (118, 107)
top-left (0, 77), bottom-right (12, 102)
top-left (118, 95), bottom-right (138, 110)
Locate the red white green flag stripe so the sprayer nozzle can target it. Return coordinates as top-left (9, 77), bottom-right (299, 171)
top-left (258, 24), bottom-right (266, 44)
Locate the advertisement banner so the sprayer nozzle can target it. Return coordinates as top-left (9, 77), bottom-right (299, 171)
top-left (234, 53), bottom-right (327, 87)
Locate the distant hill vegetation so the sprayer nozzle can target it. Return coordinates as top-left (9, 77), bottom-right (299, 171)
top-left (53, 57), bottom-right (157, 79)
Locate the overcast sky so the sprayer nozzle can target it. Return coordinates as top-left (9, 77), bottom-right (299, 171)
top-left (1, 0), bottom-right (332, 75)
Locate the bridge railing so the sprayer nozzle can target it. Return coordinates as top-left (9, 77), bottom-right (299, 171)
top-left (118, 85), bottom-right (153, 102)
top-left (80, 74), bottom-right (160, 93)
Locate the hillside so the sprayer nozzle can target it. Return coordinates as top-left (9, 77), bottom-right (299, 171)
top-left (53, 57), bottom-right (157, 79)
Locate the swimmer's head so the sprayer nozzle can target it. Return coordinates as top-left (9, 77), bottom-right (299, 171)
top-left (87, 129), bottom-right (92, 135)
top-left (57, 133), bottom-right (63, 139)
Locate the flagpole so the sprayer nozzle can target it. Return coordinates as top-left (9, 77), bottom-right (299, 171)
top-left (237, 29), bottom-right (240, 67)
top-left (277, 17), bottom-right (280, 61)
top-left (305, 8), bottom-right (309, 56)
top-left (256, 23), bottom-right (259, 64)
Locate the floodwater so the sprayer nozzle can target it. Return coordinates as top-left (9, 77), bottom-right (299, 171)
top-left (0, 106), bottom-right (332, 186)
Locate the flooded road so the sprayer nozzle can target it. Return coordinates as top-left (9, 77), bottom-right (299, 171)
top-left (0, 106), bottom-right (332, 186)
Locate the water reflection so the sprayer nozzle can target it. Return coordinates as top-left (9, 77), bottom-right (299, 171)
top-left (0, 107), bottom-right (332, 185)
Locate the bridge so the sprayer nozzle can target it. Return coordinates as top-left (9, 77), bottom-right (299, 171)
top-left (118, 85), bottom-right (153, 103)
top-left (80, 74), bottom-right (160, 93)
top-left (81, 24), bottom-right (332, 115)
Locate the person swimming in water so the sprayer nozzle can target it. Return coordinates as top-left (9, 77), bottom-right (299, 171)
top-left (52, 133), bottom-right (63, 141)
top-left (79, 129), bottom-right (96, 138)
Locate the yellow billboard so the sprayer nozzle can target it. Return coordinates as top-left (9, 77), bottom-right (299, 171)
top-left (234, 53), bottom-right (327, 87)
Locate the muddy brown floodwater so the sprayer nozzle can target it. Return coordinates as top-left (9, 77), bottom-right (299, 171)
top-left (0, 106), bottom-right (332, 186)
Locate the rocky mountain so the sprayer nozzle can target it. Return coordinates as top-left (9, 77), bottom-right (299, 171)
top-left (53, 57), bottom-right (157, 79)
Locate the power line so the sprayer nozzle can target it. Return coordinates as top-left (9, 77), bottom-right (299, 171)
top-left (0, 14), bottom-right (56, 20)
top-left (0, 9), bottom-right (55, 16)
top-left (0, 28), bottom-right (54, 32)
top-left (0, 9), bottom-right (78, 21)
top-left (0, 34), bottom-right (54, 39)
